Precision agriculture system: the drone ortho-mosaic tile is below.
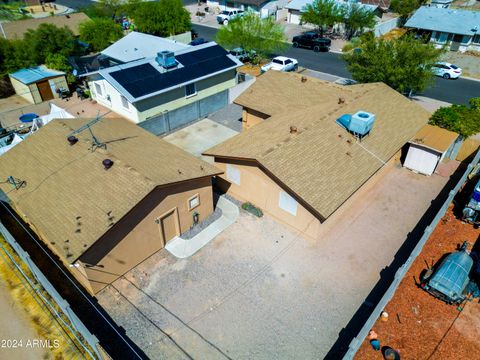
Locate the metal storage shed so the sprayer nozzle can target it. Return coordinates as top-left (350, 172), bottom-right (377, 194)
top-left (404, 124), bottom-right (458, 175)
top-left (9, 66), bottom-right (67, 104)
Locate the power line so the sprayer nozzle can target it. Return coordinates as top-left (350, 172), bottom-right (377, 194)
top-left (0, 201), bottom-right (144, 360)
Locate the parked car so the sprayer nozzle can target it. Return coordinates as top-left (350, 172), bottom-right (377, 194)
top-left (189, 38), bottom-right (208, 46)
top-left (420, 241), bottom-right (473, 304)
top-left (229, 47), bottom-right (255, 62)
top-left (292, 32), bottom-right (331, 52)
top-left (431, 62), bottom-right (462, 79)
top-left (261, 56), bottom-right (298, 73)
top-left (216, 9), bottom-right (244, 25)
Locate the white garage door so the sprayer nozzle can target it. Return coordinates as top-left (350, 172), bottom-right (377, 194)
top-left (289, 12), bottom-right (301, 24)
top-left (404, 144), bottom-right (441, 176)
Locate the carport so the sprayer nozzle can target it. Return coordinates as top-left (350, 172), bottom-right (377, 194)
top-left (404, 124), bottom-right (458, 176)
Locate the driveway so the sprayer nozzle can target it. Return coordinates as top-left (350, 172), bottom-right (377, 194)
top-left (96, 160), bottom-right (454, 359)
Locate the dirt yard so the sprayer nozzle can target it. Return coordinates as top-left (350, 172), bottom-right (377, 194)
top-left (355, 204), bottom-right (480, 360)
top-left (443, 52), bottom-right (480, 80)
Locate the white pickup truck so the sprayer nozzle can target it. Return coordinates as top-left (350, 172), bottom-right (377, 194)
top-left (261, 56), bottom-right (298, 73)
top-left (216, 9), bottom-right (244, 25)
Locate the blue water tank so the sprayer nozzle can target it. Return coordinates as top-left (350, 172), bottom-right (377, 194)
top-left (349, 111), bottom-right (375, 136)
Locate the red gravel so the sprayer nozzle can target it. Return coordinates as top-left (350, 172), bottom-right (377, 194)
top-left (355, 205), bottom-right (480, 360)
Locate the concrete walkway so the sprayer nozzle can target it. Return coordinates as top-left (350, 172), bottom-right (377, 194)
top-left (165, 196), bottom-right (239, 258)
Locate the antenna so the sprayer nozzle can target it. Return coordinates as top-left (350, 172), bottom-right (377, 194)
top-left (6, 176), bottom-right (26, 190)
top-left (69, 112), bottom-right (106, 151)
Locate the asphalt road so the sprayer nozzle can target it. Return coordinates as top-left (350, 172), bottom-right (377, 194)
top-left (192, 24), bottom-right (479, 105)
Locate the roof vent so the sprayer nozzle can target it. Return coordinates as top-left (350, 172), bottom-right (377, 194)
top-left (336, 111), bottom-right (375, 138)
top-left (338, 97), bottom-right (345, 104)
top-left (67, 136), bottom-right (78, 145)
top-left (102, 159), bottom-right (114, 170)
top-left (155, 51), bottom-right (176, 69)
top-left (290, 125), bottom-right (298, 134)
top-left (301, 76), bottom-right (307, 83)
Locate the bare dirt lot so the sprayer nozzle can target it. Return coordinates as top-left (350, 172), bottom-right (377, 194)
top-left (355, 205), bottom-right (480, 360)
top-left (96, 161), bottom-right (455, 359)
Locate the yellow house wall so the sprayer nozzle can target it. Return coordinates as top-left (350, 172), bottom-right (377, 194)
top-left (136, 74), bottom-right (236, 122)
top-left (213, 159), bottom-right (321, 240)
top-left (79, 178), bottom-right (214, 294)
top-left (242, 108), bottom-right (270, 130)
top-left (9, 76), bottom-right (35, 103)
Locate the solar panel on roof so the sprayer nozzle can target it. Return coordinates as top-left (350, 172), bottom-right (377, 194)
top-left (109, 45), bottom-right (236, 99)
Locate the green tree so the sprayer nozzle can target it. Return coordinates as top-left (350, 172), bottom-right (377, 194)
top-left (300, 0), bottom-right (343, 36)
top-left (0, 38), bottom-right (34, 75)
top-left (343, 35), bottom-right (443, 94)
top-left (45, 53), bottom-right (76, 83)
top-left (23, 23), bottom-right (79, 64)
top-left (132, 0), bottom-right (190, 36)
top-left (390, 0), bottom-right (425, 19)
top-left (429, 99), bottom-right (480, 138)
top-left (216, 12), bottom-right (287, 61)
top-left (79, 18), bottom-right (123, 52)
top-left (341, 3), bottom-right (376, 40)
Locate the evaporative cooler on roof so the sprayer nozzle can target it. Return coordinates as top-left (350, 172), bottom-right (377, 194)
top-left (336, 111), bottom-right (375, 138)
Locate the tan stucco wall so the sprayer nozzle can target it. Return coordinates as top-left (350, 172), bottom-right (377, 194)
top-left (214, 159), bottom-right (321, 240)
top-left (9, 76), bottom-right (35, 104)
top-left (48, 76), bottom-right (68, 99)
top-left (79, 178), bottom-right (214, 294)
top-left (242, 108), bottom-right (270, 130)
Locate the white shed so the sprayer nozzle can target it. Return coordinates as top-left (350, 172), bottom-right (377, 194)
top-left (404, 124), bottom-right (458, 176)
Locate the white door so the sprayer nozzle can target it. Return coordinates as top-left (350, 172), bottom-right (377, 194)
top-left (404, 145), bottom-right (440, 176)
top-left (289, 13), bottom-right (301, 24)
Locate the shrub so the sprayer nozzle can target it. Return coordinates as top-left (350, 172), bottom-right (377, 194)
top-left (241, 202), bottom-right (263, 217)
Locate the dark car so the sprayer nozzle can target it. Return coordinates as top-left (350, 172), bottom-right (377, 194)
top-left (292, 32), bottom-right (331, 52)
top-left (189, 38), bottom-right (208, 46)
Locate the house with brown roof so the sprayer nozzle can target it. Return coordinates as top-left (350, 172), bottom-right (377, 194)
top-left (0, 118), bottom-right (221, 295)
top-left (204, 71), bottom-right (431, 239)
top-left (0, 12), bottom-right (89, 40)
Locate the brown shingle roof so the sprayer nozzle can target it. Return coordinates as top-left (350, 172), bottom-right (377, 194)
top-left (1, 12), bottom-right (90, 40)
top-left (234, 70), bottom-right (363, 117)
top-left (410, 124), bottom-right (458, 152)
top-left (206, 72), bottom-right (431, 219)
top-left (0, 118), bottom-right (220, 263)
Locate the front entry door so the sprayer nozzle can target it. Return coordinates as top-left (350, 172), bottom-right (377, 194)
top-left (158, 208), bottom-right (179, 246)
top-left (37, 80), bottom-right (54, 101)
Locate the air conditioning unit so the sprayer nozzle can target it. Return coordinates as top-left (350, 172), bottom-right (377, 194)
top-left (155, 51), bottom-right (176, 69)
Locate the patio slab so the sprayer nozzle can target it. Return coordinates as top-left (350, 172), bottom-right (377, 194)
top-left (162, 118), bottom-right (238, 161)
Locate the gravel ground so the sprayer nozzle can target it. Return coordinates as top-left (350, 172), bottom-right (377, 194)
top-left (180, 205), bottom-right (223, 240)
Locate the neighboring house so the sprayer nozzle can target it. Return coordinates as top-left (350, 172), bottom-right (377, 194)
top-left (0, 117), bottom-right (221, 295)
top-left (0, 12), bottom-right (90, 40)
top-left (100, 31), bottom-right (189, 64)
top-left (203, 71), bottom-right (430, 239)
top-left (9, 66), bottom-right (68, 104)
top-left (429, 0), bottom-right (453, 8)
top-left (84, 42), bottom-right (242, 135)
top-left (405, 7), bottom-right (480, 52)
top-left (404, 124), bottom-right (458, 176)
top-left (207, 0), bottom-right (274, 12)
top-left (285, 0), bottom-right (379, 25)
top-left (360, 0), bottom-right (390, 11)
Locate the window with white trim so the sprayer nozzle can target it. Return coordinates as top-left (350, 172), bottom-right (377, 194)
top-left (437, 32), bottom-right (448, 43)
top-left (472, 34), bottom-right (480, 44)
top-left (226, 164), bottom-right (240, 185)
top-left (188, 194), bottom-right (200, 210)
top-left (94, 83), bottom-right (102, 96)
top-left (121, 95), bottom-right (129, 109)
top-left (185, 83), bottom-right (197, 97)
top-left (279, 191), bottom-right (298, 216)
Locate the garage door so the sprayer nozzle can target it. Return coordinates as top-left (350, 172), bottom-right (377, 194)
top-left (289, 13), bottom-right (301, 25)
top-left (404, 144), bottom-right (440, 176)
